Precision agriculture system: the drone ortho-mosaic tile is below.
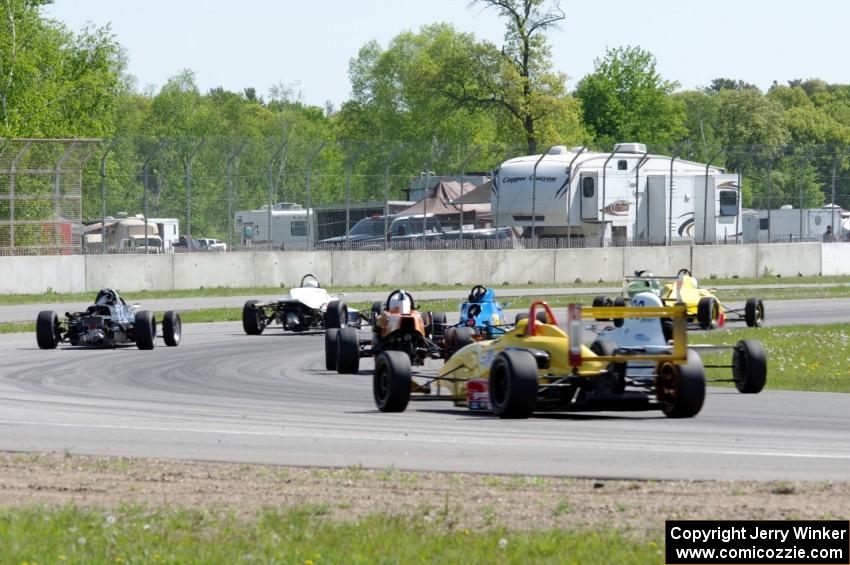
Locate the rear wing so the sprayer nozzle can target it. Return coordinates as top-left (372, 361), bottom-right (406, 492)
top-left (566, 303), bottom-right (689, 367)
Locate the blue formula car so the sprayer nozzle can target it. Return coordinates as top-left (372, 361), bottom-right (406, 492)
top-left (456, 285), bottom-right (508, 336)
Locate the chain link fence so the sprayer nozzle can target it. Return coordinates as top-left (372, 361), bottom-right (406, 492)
top-left (0, 139), bottom-right (99, 255)
top-left (2, 138), bottom-right (849, 255)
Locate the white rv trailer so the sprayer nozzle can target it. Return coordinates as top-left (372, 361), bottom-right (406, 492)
top-left (235, 202), bottom-right (313, 249)
top-left (493, 143), bottom-right (742, 244)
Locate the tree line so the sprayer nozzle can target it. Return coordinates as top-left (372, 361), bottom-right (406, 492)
top-left (3, 0), bottom-right (850, 238)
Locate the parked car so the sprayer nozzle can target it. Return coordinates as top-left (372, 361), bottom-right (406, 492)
top-left (197, 237), bottom-right (227, 252)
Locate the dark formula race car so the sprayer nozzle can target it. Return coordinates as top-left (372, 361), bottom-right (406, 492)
top-left (36, 288), bottom-right (181, 350)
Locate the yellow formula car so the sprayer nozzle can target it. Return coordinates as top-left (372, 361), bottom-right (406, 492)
top-left (372, 301), bottom-right (707, 419)
top-left (593, 269), bottom-right (765, 330)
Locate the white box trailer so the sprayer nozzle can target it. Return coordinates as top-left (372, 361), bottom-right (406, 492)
top-left (235, 202), bottom-right (313, 249)
top-left (148, 218), bottom-right (180, 251)
top-left (493, 143), bottom-right (742, 244)
top-left (757, 207), bottom-right (843, 243)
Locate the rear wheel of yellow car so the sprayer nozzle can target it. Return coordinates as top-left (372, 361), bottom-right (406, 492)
top-left (744, 298), bottom-right (764, 328)
top-left (656, 350), bottom-right (705, 418)
top-left (697, 297), bottom-right (718, 330)
top-left (489, 350), bottom-right (538, 419)
top-left (374, 351), bottom-right (411, 412)
top-left (733, 339), bottom-right (767, 393)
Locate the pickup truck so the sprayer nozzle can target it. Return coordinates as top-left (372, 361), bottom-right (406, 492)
top-left (317, 213), bottom-right (515, 248)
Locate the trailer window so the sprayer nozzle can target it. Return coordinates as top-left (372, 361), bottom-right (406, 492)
top-left (718, 190), bottom-right (738, 216)
top-left (617, 160), bottom-right (627, 170)
top-left (290, 221), bottom-right (307, 237)
top-left (582, 177), bottom-right (595, 197)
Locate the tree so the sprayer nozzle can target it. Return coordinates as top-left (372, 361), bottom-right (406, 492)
top-left (0, 0), bottom-right (124, 137)
top-left (458, 0), bottom-right (572, 153)
top-left (575, 45), bottom-right (685, 150)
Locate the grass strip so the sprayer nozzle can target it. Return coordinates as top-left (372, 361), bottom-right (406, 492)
top-left (0, 504), bottom-right (660, 564)
top-left (2, 273), bottom-right (850, 306)
top-left (691, 323), bottom-right (850, 393)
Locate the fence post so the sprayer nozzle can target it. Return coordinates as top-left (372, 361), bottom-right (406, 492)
top-left (143, 141), bottom-right (167, 255)
top-left (668, 143), bottom-right (685, 245)
top-left (457, 145), bottom-right (480, 245)
top-left (8, 141), bottom-right (32, 251)
top-left (305, 141), bottom-right (326, 251)
top-left (383, 144), bottom-right (404, 250)
top-left (342, 143), bottom-right (365, 248)
top-left (266, 138), bottom-right (289, 251)
top-left (702, 147), bottom-right (724, 244)
top-left (226, 140), bottom-right (248, 251)
top-left (99, 140), bottom-right (117, 255)
top-left (53, 141), bottom-right (78, 251)
top-left (531, 146), bottom-right (553, 248)
top-left (184, 139), bottom-right (206, 246)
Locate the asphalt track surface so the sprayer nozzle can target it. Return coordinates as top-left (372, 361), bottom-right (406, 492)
top-left (1, 315), bottom-right (848, 481)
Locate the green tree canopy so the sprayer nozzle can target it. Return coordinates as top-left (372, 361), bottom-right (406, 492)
top-left (574, 45), bottom-right (685, 150)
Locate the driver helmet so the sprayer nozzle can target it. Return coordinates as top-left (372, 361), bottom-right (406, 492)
top-left (303, 277), bottom-right (319, 288)
top-left (389, 291), bottom-right (412, 314)
top-left (96, 288), bottom-right (116, 305)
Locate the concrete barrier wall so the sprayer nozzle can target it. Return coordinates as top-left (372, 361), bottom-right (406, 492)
top-left (693, 245), bottom-right (759, 279)
top-left (757, 243), bottom-right (822, 277)
top-left (623, 246), bottom-right (691, 278)
top-left (3, 243), bottom-right (850, 295)
top-left (554, 248), bottom-right (623, 283)
top-left (252, 252), bottom-right (333, 288)
top-left (0, 255), bottom-right (86, 294)
top-left (85, 254), bottom-right (173, 292)
top-left (821, 243), bottom-right (850, 276)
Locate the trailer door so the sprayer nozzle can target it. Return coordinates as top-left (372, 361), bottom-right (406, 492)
top-left (580, 172), bottom-right (599, 221)
top-left (641, 175), bottom-right (667, 243)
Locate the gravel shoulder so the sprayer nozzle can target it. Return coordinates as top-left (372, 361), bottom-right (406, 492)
top-left (2, 452), bottom-right (847, 538)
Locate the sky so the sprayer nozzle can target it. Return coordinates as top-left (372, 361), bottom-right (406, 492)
top-left (45, 0), bottom-right (850, 109)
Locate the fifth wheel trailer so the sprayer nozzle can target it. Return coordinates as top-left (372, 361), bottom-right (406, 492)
top-left (493, 143), bottom-right (742, 244)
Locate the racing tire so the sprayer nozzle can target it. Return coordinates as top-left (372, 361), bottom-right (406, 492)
top-left (733, 339), bottom-right (767, 394)
top-left (744, 298), bottom-right (764, 328)
top-left (612, 297), bottom-right (626, 328)
top-left (656, 349), bottom-right (705, 418)
top-left (428, 312), bottom-right (447, 339)
top-left (36, 310), bottom-right (59, 350)
top-left (135, 310), bottom-right (156, 350)
top-left (370, 301), bottom-right (383, 326)
top-left (592, 295), bottom-right (612, 321)
top-left (697, 297), bottom-right (718, 330)
top-left (162, 311), bottom-right (181, 346)
top-left (324, 328), bottom-right (338, 371)
top-left (489, 350), bottom-right (539, 419)
top-left (373, 350), bottom-right (411, 412)
top-left (445, 326), bottom-right (474, 358)
top-left (324, 300), bottom-right (347, 329)
top-left (242, 300), bottom-right (264, 335)
top-left (514, 311), bottom-right (548, 325)
top-left (336, 327), bottom-right (360, 374)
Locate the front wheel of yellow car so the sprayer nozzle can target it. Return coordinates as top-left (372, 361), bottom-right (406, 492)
top-left (489, 350), bottom-right (538, 419)
top-left (656, 350), bottom-right (705, 418)
top-left (697, 297), bottom-right (718, 330)
top-left (374, 351), bottom-right (411, 412)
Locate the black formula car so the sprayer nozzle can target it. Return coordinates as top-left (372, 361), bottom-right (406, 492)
top-left (36, 288), bottom-right (181, 350)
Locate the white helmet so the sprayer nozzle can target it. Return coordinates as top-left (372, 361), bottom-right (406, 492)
top-left (303, 278), bottom-right (319, 288)
top-left (389, 291), bottom-right (412, 314)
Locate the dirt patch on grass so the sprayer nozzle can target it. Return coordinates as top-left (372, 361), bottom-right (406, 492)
top-left (1, 451), bottom-right (847, 537)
